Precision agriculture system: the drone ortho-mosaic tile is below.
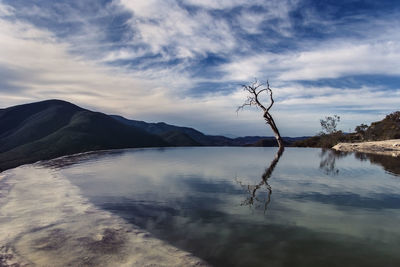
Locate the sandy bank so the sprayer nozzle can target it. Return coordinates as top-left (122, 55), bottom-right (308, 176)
top-left (332, 139), bottom-right (400, 157)
top-left (0, 165), bottom-right (209, 267)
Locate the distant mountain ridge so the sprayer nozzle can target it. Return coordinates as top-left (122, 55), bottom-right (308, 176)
top-left (112, 115), bottom-right (305, 146)
top-left (0, 99), bottom-right (306, 172)
top-left (111, 115), bottom-right (206, 146)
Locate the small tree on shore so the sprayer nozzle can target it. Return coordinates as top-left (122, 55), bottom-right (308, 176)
top-left (320, 115), bottom-right (340, 135)
top-left (237, 80), bottom-right (284, 149)
top-left (355, 123), bottom-right (368, 140)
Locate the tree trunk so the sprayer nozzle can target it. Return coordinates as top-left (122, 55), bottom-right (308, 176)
top-left (264, 112), bottom-right (284, 149)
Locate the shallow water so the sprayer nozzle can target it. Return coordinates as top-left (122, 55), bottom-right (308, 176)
top-left (42, 147), bottom-right (400, 267)
top-left (0, 163), bottom-right (207, 266)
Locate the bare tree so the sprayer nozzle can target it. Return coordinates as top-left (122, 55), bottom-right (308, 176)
top-left (237, 80), bottom-right (284, 149)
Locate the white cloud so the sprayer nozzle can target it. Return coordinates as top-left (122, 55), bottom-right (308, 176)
top-left (0, 18), bottom-right (160, 109)
top-left (219, 53), bottom-right (281, 81)
top-left (1, 1), bottom-right (400, 137)
top-left (117, 0), bottom-right (236, 59)
top-left (183, 0), bottom-right (255, 10)
top-left (236, 11), bottom-right (266, 34)
top-left (279, 41), bottom-right (400, 80)
top-left (184, 0), bottom-right (298, 14)
top-left (101, 48), bottom-right (148, 62)
top-left (220, 29), bottom-right (400, 82)
top-left (114, 0), bottom-right (300, 61)
top-left (0, 2), bottom-right (13, 16)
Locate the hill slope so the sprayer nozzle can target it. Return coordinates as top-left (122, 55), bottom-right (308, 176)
top-left (0, 100), bottom-right (167, 171)
top-left (293, 111), bottom-right (400, 148)
top-left (159, 131), bottom-right (202, 146)
top-left (111, 115), bottom-right (214, 146)
top-left (363, 111), bottom-right (400, 140)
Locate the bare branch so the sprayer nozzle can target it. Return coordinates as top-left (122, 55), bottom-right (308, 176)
top-left (255, 88), bottom-right (268, 96)
top-left (236, 102), bottom-right (252, 113)
top-left (266, 88), bottom-right (274, 112)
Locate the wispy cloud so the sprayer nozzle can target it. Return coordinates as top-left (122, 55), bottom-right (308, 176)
top-left (221, 21), bottom-right (400, 81)
top-left (279, 40), bottom-right (400, 80)
top-left (117, 0), bottom-right (237, 60)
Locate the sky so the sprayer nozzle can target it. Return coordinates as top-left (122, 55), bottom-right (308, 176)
top-left (0, 0), bottom-right (399, 137)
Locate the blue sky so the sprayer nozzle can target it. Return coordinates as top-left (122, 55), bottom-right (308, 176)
top-left (0, 0), bottom-right (399, 136)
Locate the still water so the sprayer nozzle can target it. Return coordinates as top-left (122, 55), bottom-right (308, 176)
top-left (48, 147), bottom-right (400, 267)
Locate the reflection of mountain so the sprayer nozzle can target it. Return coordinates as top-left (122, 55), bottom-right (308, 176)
top-left (355, 153), bottom-right (400, 176)
top-left (40, 149), bottom-right (127, 170)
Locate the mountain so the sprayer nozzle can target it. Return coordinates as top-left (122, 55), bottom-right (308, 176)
top-left (159, 131), bottom-right (202, 146)
top-left (111, 115), bottom-right (303, 146)
top-left (112, 115), bottom-right (206, 146)
top-left (0, 99), bottom-right (307, 172)
top-left (0, 100), bottom-right (167, 172)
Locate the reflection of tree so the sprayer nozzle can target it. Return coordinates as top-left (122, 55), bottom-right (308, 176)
top-left (236, 147), bottom-right (284, 212)
top-left (319, 148), bottom-right (400, 177)
top-left (319, 149), bottom-right (339, 175)
top-left (318, 149), bottom-right (348, 176)
top-left (318, 149), bottom-right (400, 177)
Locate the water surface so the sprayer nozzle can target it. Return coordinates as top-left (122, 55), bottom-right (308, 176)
top-left (49, 147), bottom-right (400, 267)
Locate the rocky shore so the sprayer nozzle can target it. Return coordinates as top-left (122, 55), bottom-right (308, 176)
top-left (332, 139), bottom-right (400, 157)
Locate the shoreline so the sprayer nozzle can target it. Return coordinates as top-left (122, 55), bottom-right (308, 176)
top-left (0, 165), bottom-right (209, 267)
top-left (332, 139), bottom-right (400, 157)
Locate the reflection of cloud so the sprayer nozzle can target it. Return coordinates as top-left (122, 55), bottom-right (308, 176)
top-left (290, 192), bottom-right (400, 210)
top-left (9, 147), bottom-right (400, 265)
top-left (0, 166), bottom-right (207, 266)
top-left (121, 198), bottom-right (400, 267)
top-left (56, 146), bottom-right (400, 266)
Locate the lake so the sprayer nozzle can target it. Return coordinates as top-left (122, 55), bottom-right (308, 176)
top-left (1, 147), bottom-right (400, 266)
top-left (0, 147), bottom-right (400, 266)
